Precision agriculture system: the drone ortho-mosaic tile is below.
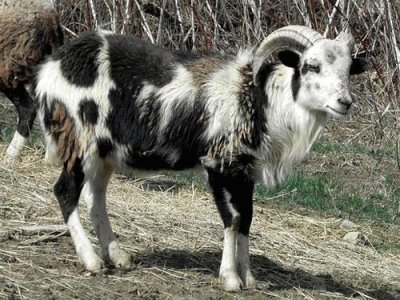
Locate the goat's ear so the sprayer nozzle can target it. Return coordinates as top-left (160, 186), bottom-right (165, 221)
top-left (350, 57), bottom-right (368, 75)
top-left (278, 50), bottom-right (300, 69)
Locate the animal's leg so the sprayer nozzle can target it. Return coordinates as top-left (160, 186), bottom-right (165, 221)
top-left (207, 169), bottom-right (243, 292)
top-left (235, 185), bottom-right (256, 289)
top-left (54, 158), bottom-right (103, 271)
top-left (2, 85), bottom-right (36, 158)
top-left (207, 167), bottom-right (257, 291)
top-left (82, 161), bottom-right (132, 270)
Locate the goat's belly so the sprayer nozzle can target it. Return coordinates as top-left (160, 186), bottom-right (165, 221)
top-left (123, 148), bottom-right (202, 170)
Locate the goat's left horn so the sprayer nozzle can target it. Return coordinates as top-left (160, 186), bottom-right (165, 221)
top-left (252, 25), bottom-right (323, 86)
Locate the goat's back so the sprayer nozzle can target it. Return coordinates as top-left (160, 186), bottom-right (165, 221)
top-left (36, 32), bottom-right (222, 171)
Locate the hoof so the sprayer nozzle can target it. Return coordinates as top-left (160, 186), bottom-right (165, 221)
top-left (242, 273), bottom-right (256, 289)
top-left (110, 249), bottom-right (134, 271)
top-left (220, 272), bottom-right (243, 292)
top-left (85, 254), bottom-right (104, 272)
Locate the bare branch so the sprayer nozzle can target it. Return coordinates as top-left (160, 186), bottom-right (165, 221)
top-left (88, 0), bottom-right (98, 29)
top-left (134, 0), bottom-right (155, 43)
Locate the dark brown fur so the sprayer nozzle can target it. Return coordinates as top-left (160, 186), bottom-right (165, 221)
top-left (49, 102), bottom-right (80, 173)
top-left (184, 57), bottom-right (225, 87)
top-left (0, 0), bottom-right (63, 88)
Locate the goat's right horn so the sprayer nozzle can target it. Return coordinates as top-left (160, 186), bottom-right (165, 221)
top-left (252, 25), bottom-right (323, 86)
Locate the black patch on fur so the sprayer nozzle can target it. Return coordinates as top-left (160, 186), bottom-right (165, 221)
top-left (105, 34), bottom-right (188, 167)
top-left (106, 34), bottom-right (175, 87)
top-left (155, 96), bottom-right (209, 169)
top-left (107, 84), bottom-right (209, 170)
top-left (300, 64), bottom-right (308, 75)
top-left (79, 98), bottom-right (99, 125)
top-left (278, 50), bottom-right (300, 69)
top-left (107, 86), bottom-right (161, 146)
top-left (1, 84), bottom-right (37, 137)
top-left (255, 62), bottom-right (278, 88)
top-left (206, 163), bottom-right (255, 235)
top-left (53, 32), bottom-right (103, 87)
top-left (249, 84), bottom-right (268, 147)
top-left (41, 99), bottom-right (52, 132)
top-left (248, 62), bottom-right (275, 147)
top-left (291, 68), bottom-right (301, 100)
top-left (54, 158), bottom-right (85, 222)
top-left (97, 138), bottom-right (113, 158)
top-left (350, 57), bottom-right (368, 75)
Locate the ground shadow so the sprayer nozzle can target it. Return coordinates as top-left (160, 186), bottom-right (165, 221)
top-left (134, 249), bottom-right (399, 300)
top-left (117, 175), bottom-right (184, 193)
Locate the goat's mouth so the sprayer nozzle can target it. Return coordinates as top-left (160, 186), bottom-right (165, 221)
top-left (327, 106), bottom-right (348, 117)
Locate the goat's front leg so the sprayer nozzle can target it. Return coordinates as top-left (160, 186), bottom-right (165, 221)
top-left (82, 161), bottom-right (132, 270)
top-left (207, 168), bottom-right (256, 291)
top-left (220, 218), bottom-right (242, 291)
top-left (230, 177), bottom-right (256, 289)
top-left (237, 232), bottom-right (256, 289)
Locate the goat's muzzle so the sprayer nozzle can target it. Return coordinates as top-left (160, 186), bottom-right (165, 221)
top-left (338, 97), bottom-right (352, 109)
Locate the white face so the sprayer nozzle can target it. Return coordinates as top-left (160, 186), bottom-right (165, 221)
top-left (296, 40), bottom-right (354, 118)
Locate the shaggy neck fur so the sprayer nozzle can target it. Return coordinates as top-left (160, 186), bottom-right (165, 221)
top-left (257, 65), bottom-right (329, 187)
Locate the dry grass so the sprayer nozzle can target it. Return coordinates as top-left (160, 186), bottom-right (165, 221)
top-left (1, 142), bottom-right (399, 300)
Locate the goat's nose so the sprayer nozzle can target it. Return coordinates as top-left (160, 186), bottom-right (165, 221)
top-left (338, 97), bottom-right (352, 109)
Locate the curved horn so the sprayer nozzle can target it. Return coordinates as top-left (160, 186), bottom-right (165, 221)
top-left (252, 25), bottom-right (324, 86)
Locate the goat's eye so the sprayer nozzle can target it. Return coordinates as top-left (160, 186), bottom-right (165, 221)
top-left (307, 64), bottom-right (320, 73)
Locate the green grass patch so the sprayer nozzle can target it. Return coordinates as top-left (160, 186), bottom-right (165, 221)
top-left (312, 138), bottom-right (396, 159)
top-left (168, 169), bottom-right (398, 224)
top-left (372, 242), bottom-right (400, 252)
top-left (255, 173), bottom-right (398, 223)
top-left (171, 170), bottom-right (207, 188)
top-left (0, 126), bottom-right (43, 149)
top-left (0, 126), bottom-right (15, 143)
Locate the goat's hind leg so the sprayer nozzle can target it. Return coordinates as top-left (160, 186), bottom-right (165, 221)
top-left (82, 160), bottom-right (132, 270)
top-left (2, 85), bottom-right (36, 159)
top-left (54, 158), bottom-right (104, 271)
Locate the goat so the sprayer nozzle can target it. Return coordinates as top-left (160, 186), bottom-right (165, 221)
top-left (34, 26), bottom-right (366, 291)
top-left (0, 0), bottom-right (63, 158)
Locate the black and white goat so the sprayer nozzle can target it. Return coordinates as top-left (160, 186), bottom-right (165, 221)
top-left (34, 26), bottom-right (366, 291)
top-left (0, 0), bottom-right (63, 159)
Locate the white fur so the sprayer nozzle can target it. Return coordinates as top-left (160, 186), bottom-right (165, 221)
top-left (67, 208), bottom-right (103, 271)
top-left (218, 189), bottom-right (256, 290)
top-left (297, 40), bottom-right (353, 118)
top-left (219, 188), bottom-right (242, 291)
top-left (36, 33), bottom-right (115, 158)
top-left (6, 131), bottom-right (27, 159)
top-left (157, 66), bottom-right (197, 131)
top-left (36, 35), bottom-right (115, 119)
top-left (204, 50), bottom-right (253, 145)
top-left (82, 162), bottom-right (132, 269)
top-left (220, 227), bottom-right (242, 291)
top-left (256, 66), bottom-right (329, 187)
top-left (237, 234), bottom-right (256, 289)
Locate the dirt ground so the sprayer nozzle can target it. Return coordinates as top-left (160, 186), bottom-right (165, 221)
top-left (1, 98), bottom-right (400, 300)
